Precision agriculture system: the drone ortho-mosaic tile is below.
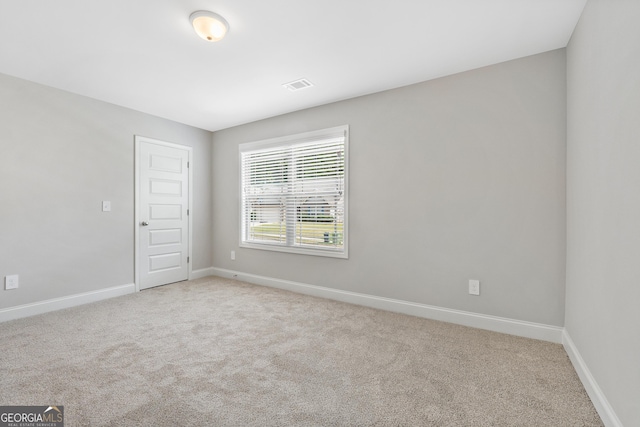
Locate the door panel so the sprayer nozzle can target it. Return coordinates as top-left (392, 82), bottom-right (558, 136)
top-left (138, 139), bottom-right (190, 290)
top-left (149, 229), bottom-right (182, 246)
top-left (149, 252), bottom-right (182, 271)
top-left (149, 204), bottom-right (182, 220)
top-left (150, 179), bottom-right (182, 195)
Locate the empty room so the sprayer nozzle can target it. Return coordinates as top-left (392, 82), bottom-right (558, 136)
top-left (1, 0), bottom-right (638, 426)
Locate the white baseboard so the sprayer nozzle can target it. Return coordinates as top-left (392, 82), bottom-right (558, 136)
top-left (562, 330), bottom-right (622, 427)
top-left (191, 267), bottom-right (215, 280)
top-left (0, 283), bottom-right (136, 323)
top-left (211, 267), bottom-right (563, 343)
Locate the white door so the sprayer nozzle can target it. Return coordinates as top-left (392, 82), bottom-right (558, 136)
top-left (136, 136), bottom-right (191, 290)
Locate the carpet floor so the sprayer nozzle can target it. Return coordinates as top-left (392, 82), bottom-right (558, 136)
top-left (0, 276), bottom-right (602, 426)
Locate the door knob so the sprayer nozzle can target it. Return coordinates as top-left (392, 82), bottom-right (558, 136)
top-left (141, 221), bottom-right (149, 226)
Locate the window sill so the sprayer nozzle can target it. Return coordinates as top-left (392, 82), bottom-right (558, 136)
top-left (240, 241), bottom-right (348, 259)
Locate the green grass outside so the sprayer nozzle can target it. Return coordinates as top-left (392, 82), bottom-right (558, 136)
top-left (250, 222), bottom-right (343, 246)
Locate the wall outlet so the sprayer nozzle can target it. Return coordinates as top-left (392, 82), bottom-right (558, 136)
top-left (102, 201), bottom-right (111, 212)
top-left (469, 279), bottom-right (480, 296)
top-left (231, 250), bottom-right (236, 260)
top-left (5, 275), bottom-right (19, 290)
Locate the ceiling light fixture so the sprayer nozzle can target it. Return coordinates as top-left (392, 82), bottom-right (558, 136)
top-left (189, 11), bottom-right (229, 42)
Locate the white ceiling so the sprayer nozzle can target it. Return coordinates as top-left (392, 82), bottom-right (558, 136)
top-left (0, 1), bottom-right (586, 132)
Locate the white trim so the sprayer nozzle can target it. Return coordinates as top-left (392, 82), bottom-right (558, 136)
top-left (239, 242), bottom-right (348, 258)
top-left (239, 125), bottom-right (348, 151)
top-left (134, 135), bottom-right (193, 292)
top-left (562, 330), bottom-right (623, 427)
top-left (210, 267), bottom-right (563, 343)
top-left (0, 284), bottom-right (135, 323)
top-left (135, 137), bottom-right (141, 292)
top-left (191, 267), bottom-right (215, 280)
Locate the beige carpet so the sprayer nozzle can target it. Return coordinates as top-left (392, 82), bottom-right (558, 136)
top-left (0, 276), bottom-right (602, 426)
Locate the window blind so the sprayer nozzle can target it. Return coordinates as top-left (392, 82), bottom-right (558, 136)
top-left (240, 126), bottom-right (348, 257)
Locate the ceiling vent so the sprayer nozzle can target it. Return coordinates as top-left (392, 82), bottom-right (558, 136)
top-left (283, 78), bottom-right (314, 92)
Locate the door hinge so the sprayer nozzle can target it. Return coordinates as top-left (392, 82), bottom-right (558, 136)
top-left (187, 161), bottom-right (190, 168)
top-left (187, 256), bottom-right (190, 263)
top-left (187, 209), bottom-right (189, 216)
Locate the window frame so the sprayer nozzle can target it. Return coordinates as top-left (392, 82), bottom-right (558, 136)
top-left (238, 125), bottom-right (349, 259)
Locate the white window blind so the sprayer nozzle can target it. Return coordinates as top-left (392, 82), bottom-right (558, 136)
top-left (240, 125), bottom-right (348, 258)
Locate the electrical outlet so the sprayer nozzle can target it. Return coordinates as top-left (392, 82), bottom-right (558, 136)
top-left (102, 201), bottom-right (111, 212)
top-left (231, 250), bottom-right (236, 260)
top-left (5, 275), bottom-right (19, 290)
top-left (469, 279), bottom-right (480, 296)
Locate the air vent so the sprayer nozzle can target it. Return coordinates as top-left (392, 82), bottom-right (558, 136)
top-left (282, 78), bottom-right (314, 92)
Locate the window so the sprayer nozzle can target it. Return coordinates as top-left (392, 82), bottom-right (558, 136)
top-left (240, 125), bottom-right (348, 258)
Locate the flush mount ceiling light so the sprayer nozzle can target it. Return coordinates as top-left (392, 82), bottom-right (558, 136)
top-left (190, 11), bottom-right (229, 42)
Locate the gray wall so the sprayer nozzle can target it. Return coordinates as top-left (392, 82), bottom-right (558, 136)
top-left (213, 49), bottom-right (567, 326)
top-left (0, 72), bottom-right (212, 309)
top-left (566, 0), bottom-right (640, 425)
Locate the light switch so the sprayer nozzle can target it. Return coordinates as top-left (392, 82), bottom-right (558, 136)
top-left (102, 201), bottom-right (111, 212)
top-left (469, 280), bottom-right (480, 296)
